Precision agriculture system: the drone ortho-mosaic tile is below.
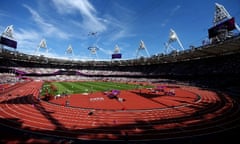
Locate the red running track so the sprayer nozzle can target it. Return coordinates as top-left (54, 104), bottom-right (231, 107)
top-left (0, 80), bottom-right (240, 143)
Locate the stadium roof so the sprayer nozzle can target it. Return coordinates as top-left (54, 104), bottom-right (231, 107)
top-left (1, 35), bottom-right (240, 67)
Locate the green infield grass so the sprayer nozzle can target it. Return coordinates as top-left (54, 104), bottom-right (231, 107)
top-left (41, 81), bottom-right (152, 97)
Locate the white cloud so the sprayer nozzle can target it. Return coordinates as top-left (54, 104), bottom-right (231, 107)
top-left (161, 19), bottom-right (169, 27)
top-left (161, 5), bottom-right (181, 27)
top-left (99, 13), bottom-right (136, 41)
top-left (170, 5), bottom-right (181, 16)
top-left (110, 29), bottom-right (135, 41)
top-left (52, 0), bottom-right (106, 32)
top-left (51, 0), bottom-right (136, 43)
top-left (23, 4), bottom-right (71, 39)
top-left (14, 28), bottom-right (41, 53)
top-left (98, 46), bottom-right (112, 56)
top-left (15, 28), bottom-right (40, 41)
top-left (52, 0), bottom-right (95, 16)
top-left (0, 12), bottom-right (9, 18)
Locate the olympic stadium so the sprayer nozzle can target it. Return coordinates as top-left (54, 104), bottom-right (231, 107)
top-left (1, 2), bottom-right (240, 144)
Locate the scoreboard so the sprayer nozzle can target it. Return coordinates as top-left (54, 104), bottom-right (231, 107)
top-left (208, 17), bottom-right (236, 38)
top-left (0, 36), bottom-right (17, 49)
top-left (112, 53), bottom-right (122, 59)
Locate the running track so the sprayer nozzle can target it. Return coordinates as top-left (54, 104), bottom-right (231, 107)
top-left (1, 80), bottom-right (240, 143)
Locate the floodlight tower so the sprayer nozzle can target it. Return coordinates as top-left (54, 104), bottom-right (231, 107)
top-left (114, 44), bottom-right (120, 54)
top-left (164, 29), bottom-right (184, 54)
top-left (88, 46), bottom-right (99, 60)
top-left (0, 25), bottom-right (17, 50)
top-left (111, 44), bottom-right (122, 60)
top-left (2, 25), bottom-right (14, 38)
top-left (136, 40), bottom-right (150, 58)
top-left (210, 3), bottom-right (240, 42)
top-left (214, 3), bottom-right (240, 31)
top-left (65, 44), bottom-right (74, 59)
top-left (36, 39), bottom-right (48, 54)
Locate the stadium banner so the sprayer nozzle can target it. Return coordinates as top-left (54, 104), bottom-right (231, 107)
top-left (112, 53), bottom-right (122, 59)
top-left (208, 17), bottom-right (236, 38)
top-left (0, 36), bottom-right (17, 49)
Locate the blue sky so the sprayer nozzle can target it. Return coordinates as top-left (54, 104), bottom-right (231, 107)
top-left (0, 0), bottom-right (239, 60)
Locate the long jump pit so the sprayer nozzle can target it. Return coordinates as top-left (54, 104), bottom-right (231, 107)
top-left (0, 81), bottom-right (240, 144)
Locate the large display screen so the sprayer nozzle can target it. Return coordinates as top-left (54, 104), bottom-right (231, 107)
top-left (0, 36), bottom-right (17, 48)
top-left (208, 17), bottom-right (236, 38)
top-left (112, 53), bottom-right (122, 59)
